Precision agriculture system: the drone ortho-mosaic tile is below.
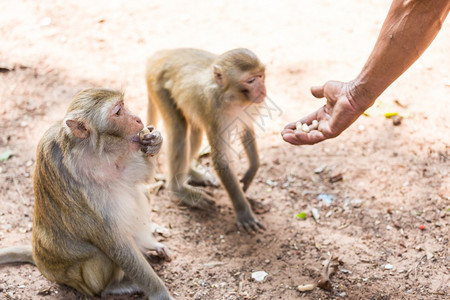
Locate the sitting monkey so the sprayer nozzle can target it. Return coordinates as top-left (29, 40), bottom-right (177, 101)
top-left (0, 89), bottom-right (173, 300)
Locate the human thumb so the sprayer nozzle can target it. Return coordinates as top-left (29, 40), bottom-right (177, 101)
top-left (311, 84), bottom-right (325, 99)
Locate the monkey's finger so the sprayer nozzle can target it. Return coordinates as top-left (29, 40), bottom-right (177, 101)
top-left (141, 132), bottom-right (163, 144)
top-left (237, 222), bottom-right (244, 233)
top-left (242, 222), bottom-right (255, 235)
top-left (158, 247), bottom-right (172, 261)
top-left (255, 220), bottom-right (266, 231)
top-left (249, 220), bottom-right (266, 233)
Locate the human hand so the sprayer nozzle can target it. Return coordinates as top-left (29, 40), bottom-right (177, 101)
top-left (281, 80), bottom-right (369, 145)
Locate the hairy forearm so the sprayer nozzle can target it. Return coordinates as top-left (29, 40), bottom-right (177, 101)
top-left (351, 0), bottom-right (450, 108)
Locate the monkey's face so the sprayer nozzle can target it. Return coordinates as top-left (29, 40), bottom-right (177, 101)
top-left (109, 100), bottom-right (144, 139)
top-left (239, 71), bottom-right (266, 104)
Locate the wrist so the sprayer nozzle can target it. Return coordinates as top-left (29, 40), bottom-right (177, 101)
top-left (346, 79), bottom-right (379, 114)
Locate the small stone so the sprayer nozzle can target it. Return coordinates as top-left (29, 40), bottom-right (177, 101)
top-left (39, 17), bottom-right (52, 26)
top-left (251, 271), bottom-right (268, 282)
top-left (311, 207), bottom-right (320, 223)
top-left (384, 264), bottom-right (394, 270)
top-left (392, 115), bottom-right (402, 126)
top-left (314, 164), bottom-right (327, 174)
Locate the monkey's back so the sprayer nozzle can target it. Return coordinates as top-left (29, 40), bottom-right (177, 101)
top-left (32, 123), bottom-right (118, 295)
top-left (146, 48), bottom-right (219, 126)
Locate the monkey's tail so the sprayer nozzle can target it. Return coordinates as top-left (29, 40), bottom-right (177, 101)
top-left (0, 245), bottom-right (34, 265)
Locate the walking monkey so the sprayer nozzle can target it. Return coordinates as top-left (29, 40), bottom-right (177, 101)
top-left (146, 48), bottom-right (266, 233)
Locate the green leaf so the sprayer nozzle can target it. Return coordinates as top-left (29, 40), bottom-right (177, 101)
top-left (0, 150), bottom-right (13, 162)
top-left (296, 212), bottom-right (307, 219)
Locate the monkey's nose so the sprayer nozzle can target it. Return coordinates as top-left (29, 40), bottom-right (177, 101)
top-left (135, 117), bottom-right (143, 124)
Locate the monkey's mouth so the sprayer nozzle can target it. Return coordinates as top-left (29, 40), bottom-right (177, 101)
top-left (131, 135), bottom-right (141, 143)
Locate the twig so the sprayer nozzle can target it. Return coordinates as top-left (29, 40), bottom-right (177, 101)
top-left (13, 177), bottom-right (26, 204)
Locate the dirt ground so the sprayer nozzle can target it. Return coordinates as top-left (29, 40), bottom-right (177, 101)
top-left (1, 0), bottom-right (449, 299)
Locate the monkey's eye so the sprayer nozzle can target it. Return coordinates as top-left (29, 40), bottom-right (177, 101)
top-left (246, 78), bottom-right (256, 84)
top-left (112, 104), bottom-right (122, 116)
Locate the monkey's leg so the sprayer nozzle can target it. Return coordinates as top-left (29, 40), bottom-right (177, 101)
top-left (96, 232), bottom-right (172, 299)
top-left (58, 248), bottom-right (123, 297)
top-left (239, 127), bottom-right (260, 192)
top-left (162, 105), bottom-right (214, 209)
top-left (208, 133), bottom-right (265, 233)
top-left (187, 126), bottom-right (220, 187)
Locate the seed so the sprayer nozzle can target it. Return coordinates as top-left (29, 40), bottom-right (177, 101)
top-left (301, 123), bottom-right (310, 132)
top-left (296, 121), bottom-right (302, 131)
top-left (139, 127), bottom-right (152, 140)
top-left (310, 119), bottom-right (319, 130)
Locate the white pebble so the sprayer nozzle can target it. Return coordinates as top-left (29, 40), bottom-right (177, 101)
top-left (251, 271), bottom-right (268, 282)
top-left (384, 264), bottom-right (394, 270)
top-left (39, 17), bottom-right (52, 27)
top-left (310, 119), bottom-right (319, 130)
top-left (295, 121), bottom-right (302, 131)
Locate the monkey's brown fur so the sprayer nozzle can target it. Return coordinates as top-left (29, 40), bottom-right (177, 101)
top-left (0, 89), bottom-right (173, 300)
top-left (146, 48), bottom-right (266, 233)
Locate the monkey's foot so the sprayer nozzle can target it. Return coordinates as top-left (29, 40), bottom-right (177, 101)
top-left (236, 210), bottom-right (266, 234)
top-left (150, 222), bottom-right (170, 237)
top-left (145, 242), bottom-right (172, 261)
top-left (103, 280), bottom-right (142, 296)
top-left (188, 165), bottom-right (220, 187)
top-left (173, 186), bottom-right (215, 209)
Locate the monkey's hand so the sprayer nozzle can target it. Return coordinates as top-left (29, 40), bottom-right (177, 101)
top-left (236, 209), bottom-right (265, 234)
top-left (139, 126), bottom-right (163, 156)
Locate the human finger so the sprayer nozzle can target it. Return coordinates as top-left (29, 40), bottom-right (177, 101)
top-left (281, 129), bottom-right (326, 145)
top-left (311, 84), bottom-right (325, 99)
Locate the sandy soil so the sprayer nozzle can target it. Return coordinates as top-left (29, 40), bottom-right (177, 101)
top-left (1, 0), bottom-right (449, 299)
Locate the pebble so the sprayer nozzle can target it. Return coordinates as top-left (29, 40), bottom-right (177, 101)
top-left (39, 17), bottom-right (52, 27)
top-left (384, 264), bottom-right (394, 270)
top-left (318, 193), bottom-right (333, 206)
top-left (311, 207), bottom-right (320, 223)
top-left (251, 271), bottom-right (268, 282)
top-left (314, 164), bottom-right (327, 174)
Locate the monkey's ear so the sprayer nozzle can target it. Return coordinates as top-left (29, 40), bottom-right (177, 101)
top-left (213, 65), bottom-right (225, 87)
top-left (66, 119), bottom-right (90, 139)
